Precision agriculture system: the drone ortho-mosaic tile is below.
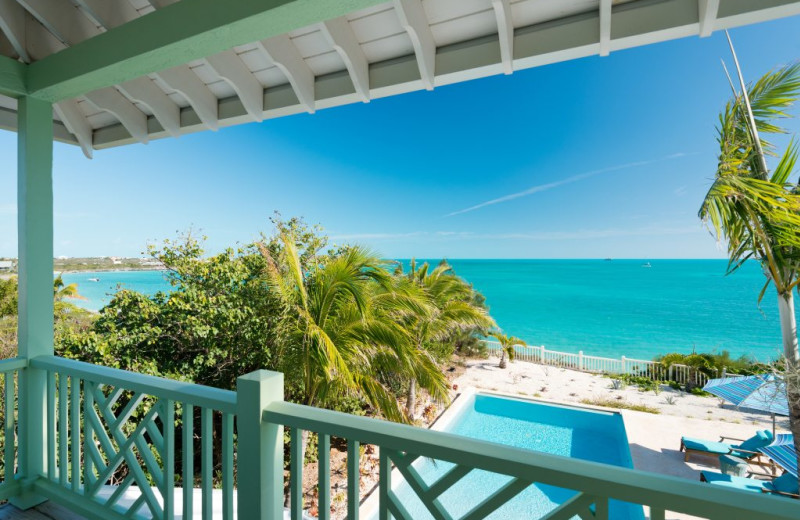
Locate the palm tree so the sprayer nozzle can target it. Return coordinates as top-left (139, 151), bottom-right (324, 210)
top-left (490, 331), bottom-right (526, 369)
top-left (53, 274), bottom-right (87, 317)
top-left (53, 274), bottom-right (84, 301)
top-left (261, 233), bottom-right (449, 464)
top-left (699, 35), bottom-right (800, 483)
top-left (395, 259), bottom-right (495, 420)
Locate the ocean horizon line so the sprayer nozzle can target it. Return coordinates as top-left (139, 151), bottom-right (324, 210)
top-left (391, 257), bottom-right (729, 261)
top-left (3, 256), bottom-right (730, 261)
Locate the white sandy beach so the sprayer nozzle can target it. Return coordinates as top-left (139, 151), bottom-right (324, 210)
top-left (453, 358), bottom-right (784, 429)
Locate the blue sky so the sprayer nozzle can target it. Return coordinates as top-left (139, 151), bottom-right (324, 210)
top-left (3, 16), bottom-right (800, 259)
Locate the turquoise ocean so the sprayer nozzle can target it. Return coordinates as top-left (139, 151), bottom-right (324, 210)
top-left (61, 260), bottom-right (795, 362)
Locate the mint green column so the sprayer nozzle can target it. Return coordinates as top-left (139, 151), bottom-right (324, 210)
top-left (11, 96), bottom-right (54, 509)
top-left (236, 370), bottom-right (284, 520)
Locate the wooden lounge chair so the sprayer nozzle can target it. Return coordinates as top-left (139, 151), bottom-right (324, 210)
top-left (680, 430), bottom-right (773, 465)
top-left (700, 471), bottom-right (799, 499)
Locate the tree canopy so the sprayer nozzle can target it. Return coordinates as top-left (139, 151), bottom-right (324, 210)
top-left (56, 217), bottom-right (492, 422)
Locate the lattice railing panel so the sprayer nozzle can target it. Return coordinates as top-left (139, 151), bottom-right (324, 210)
top-left (283, 431), bottom-right (618, 520)
top-left (83, 382), bottom-right (172, 518)
top-left (379, 449), bottom-right (611, 520)
top-left (39, 356), bottom-right (238, 520)
top-left (46, 375), bottom-right (173, 518)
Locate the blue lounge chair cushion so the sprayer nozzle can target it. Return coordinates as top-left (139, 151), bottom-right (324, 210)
top-left (732, 430), bottom-right (773, 457)
top-left (682, 437), bottom-right (731, 455)
top-left (701, 472), bottom-right (768, 493)
top-left (719, 454), bottom-right (749, 477)
top-left (684, 430), bottom-right (773, 458)
top-left (764, 473), bottom-right (799, 495)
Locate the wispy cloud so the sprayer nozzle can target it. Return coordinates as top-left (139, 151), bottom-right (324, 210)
top-left (330, 225), bottom-right (700, 243)
top-left (484, 225), bottom-right (700, 241)
top-left (329, 231), bottom-right (426, 241)
top-left (445, 153), bottom-right (692, 217)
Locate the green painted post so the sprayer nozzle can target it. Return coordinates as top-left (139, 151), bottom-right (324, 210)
top-left (182, 404), bottom-right (194, 520)
top-left (317, 433), bottom-right (330, 520)
top-left (236, 370), bottom-right (284, 520)
top-left (70, 378), bottom-right (80, 492)
top-left (46, 372), bottom-right (55, 481)
top-left (222, 413), bottom-right (234, 520)
top-left (289, 428), bottom-right (302, 520)
top-left (12, 96), bottom-right (54, 510)
top-left (163, 399), bottom-right (175, 520)
top-left (201, 407), bottom-right (212, 520)
top-left (347, 440), bottom-right (360, 520)
top-left (4, 373), bottom-right (14, 482)
top-left (57, 375), bottom-right (67, 486)
top-left (378, 449), bottom-right (389, 520)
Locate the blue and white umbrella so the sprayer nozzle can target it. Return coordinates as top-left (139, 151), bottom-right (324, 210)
top-left (759, 434), bottom-right (797, 477)
top-left (703, 374), bottom-right (788, 434)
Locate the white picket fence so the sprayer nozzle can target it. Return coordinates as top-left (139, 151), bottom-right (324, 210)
top-left (483, 341), bottom-right (716, 387)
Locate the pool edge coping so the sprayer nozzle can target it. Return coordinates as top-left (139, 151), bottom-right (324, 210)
top-left (359, 386), bottom-right (637, 519)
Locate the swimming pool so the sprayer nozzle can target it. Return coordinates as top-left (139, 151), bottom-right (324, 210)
top-left (387, 393), bottom-right (645, 520)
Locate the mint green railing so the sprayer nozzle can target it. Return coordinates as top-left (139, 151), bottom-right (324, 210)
top-left (254, 370), bottom-right (800, 520)
top-left (0, 357), bottom-right (798, 519)
top-left (30, 355), bottom-right (237, 520)
top-left (0, 357), bottom-right (24, 502)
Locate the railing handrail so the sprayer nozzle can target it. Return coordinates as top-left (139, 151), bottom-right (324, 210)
top-left (31, 355), bottom-right (237, 414)
top-left (263, 400), bottom-right (798, 520)
top-left (582, 354), bottom-right (616, 360)
top-left (483, 341), bottom-right (687, 368)
top-left (0, 357), bottom-right (27, 372)
top-left (623, 357), bottom-right (659, 365)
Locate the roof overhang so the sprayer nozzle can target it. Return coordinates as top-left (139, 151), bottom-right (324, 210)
top-left (0, 0), bottom-right (798, 156)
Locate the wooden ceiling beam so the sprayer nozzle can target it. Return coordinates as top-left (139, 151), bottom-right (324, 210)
top-left (26, 0), bottom-right (387, 102)
top-left (320, 17), bottom-right (370, 102)
top-left (393, 0), bottom-right (435, 90)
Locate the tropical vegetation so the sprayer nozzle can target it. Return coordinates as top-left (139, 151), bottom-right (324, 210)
top-left (698, 40), bottom-right (800, 481)
top-left (54, 218), bottom-right (491, 416)
top-left (656, 350), bottom-right (771, 378)
top-left (0, 216), bottom-right (494, 497)
top-left (0, 274), bottom-right (94, 360)
top-left (489, 331), bottom-right (526, 369)
top-left (392, 259), bottom-right (494, 419)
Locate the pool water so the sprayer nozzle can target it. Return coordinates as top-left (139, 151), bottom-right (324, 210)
top-left (391, 394), bottom-right (644, 520)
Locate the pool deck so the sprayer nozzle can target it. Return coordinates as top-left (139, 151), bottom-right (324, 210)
top-left (620, 409), bottom-right (772, 520)
top-left (621, 409), bottom-right (758, 480)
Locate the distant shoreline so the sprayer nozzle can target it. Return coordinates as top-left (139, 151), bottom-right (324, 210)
top-left (55, 267), bottom-right (167, 275)
top-left (2, 268), bottom-right (165, 278)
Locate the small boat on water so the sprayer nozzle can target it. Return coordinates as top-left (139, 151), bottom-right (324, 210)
top-left (88, 277), bottom-right (100, 282)
top-left (641, 262), bottom-right (652, 268)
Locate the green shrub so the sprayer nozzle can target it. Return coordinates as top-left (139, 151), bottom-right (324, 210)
top-left (606, 373), bottom-right (661, 391)
top-left (580, 398), bottom-right (660, 414)
top-left (460, 341), bottom-right (489, 359)
top-left (655, 350), bottom-right (771, 378)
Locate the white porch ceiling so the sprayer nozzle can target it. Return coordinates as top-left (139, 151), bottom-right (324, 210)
top-left (0, 0), bottom-right (798, 157)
